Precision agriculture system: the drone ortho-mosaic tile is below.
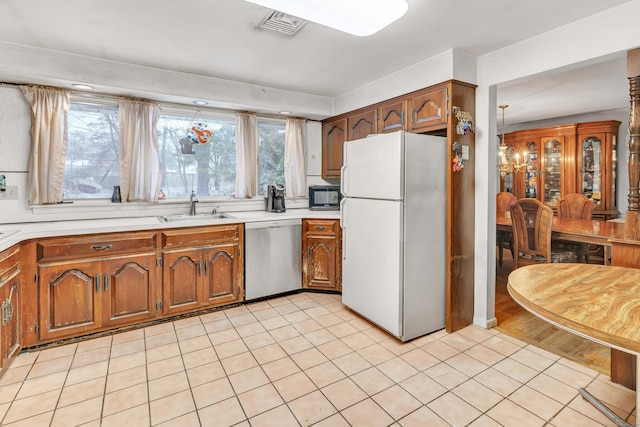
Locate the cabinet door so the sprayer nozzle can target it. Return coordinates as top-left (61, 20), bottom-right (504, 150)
top-left (541, 136), bottom-right (566, 207)
top-left (203, 244), bottom-right (242, 307)
top-left (38, 261), bottom-right (102, 340)
top-left (102, 254), bottom-right (157, 327)
top-left (519, 140), bottom-right (540, 201)
top-left (578, 133), bottom-right (606, 212)
top-left (1, 280), bottom-right (20, 369)
top-left (162, 250), bottom-right (201, 315)
top-left (322, 118), bottom-right (347, 178)
top-left (378, 100), bottom-right (406, 133)
top-left (408, 86), bottom-right (448, 132)
top-left (303, 237), bottom-right (338, 290)
top-left (347, 109), bottom-right (377, 141)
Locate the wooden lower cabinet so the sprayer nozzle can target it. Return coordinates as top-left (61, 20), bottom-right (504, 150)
top-left (0, 246), bottom-right (21, 374)
top-left (302, 219), bottom-right (341, 291)
top-left (162, 244), bottom-right (242, 315)
top-left (162, 225), bottom-right (244, 315)
top-left (38, 253), bottom-right (157, 340)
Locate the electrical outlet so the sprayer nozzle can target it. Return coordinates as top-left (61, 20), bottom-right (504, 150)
top-left (0, 186), bottom-right (18, 200)
top-left (462, 145), bottom-right (470, 160)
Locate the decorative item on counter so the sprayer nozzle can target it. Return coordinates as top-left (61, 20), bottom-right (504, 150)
top-left (452, 106), bottom-right (475, 135)
top-left (452, 141), bottom-right (464, 172)
top-left (158, 189), bottom-right (166, 200)
top-left (111, 185), bottom-right (122, 203)
top-left (0, 175), bottom-right (5, 192)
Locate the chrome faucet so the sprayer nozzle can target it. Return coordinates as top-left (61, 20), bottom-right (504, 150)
top-left (189, 190), bottom-right (199, 215)
top-left (212, 206), bottom-right (220, 215)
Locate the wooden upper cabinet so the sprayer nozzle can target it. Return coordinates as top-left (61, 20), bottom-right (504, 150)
top-left (322, 117), bottom-right (347, 178)
top-left (378, 100), bottom-right (407, 133)
top-left (408, 86), bottom-right (448, 132)
top-left (347, 109), bottom-right (377, 141)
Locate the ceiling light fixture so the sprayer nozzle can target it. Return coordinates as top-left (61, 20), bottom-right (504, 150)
top-left (193, 100), bottom-right (208, 106)
top-left (279, 111), bottom-right (291, 115)
top-left (497, 105), bottom-right (529, 177)
top-left (245, 0), bottom-right (408, 36)
top-left (71, 83), bottom-right (93, 90)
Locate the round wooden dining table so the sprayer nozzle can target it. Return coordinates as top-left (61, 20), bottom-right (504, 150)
top-left (508, 263), bottom-right (640, 427)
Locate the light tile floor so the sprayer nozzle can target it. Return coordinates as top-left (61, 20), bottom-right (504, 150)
top-left (0, 293), bottom-right (635, 426)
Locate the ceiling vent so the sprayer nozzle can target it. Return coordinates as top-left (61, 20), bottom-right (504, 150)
top-left (258, 10), bottom-right (307, 36)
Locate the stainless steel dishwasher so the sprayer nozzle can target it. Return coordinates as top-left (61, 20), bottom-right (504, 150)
top-left (244, 219), bottom-right (301, 300)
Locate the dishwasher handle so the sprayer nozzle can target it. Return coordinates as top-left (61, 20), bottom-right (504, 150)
top-left (244, 219), bottom-right (301, 230)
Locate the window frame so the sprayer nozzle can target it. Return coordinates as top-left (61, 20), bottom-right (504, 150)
top-left (63, 95), bottom-right (287, 203)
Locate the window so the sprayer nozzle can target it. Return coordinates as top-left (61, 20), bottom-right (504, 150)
top-left (65, 102), bottom-right (120, 199)
top-left (157, 112), bottom-right (236, 198)
top-left (63, 99), bottom-right (286, 200)
top-left (258, 119), bottom-right (285, 195)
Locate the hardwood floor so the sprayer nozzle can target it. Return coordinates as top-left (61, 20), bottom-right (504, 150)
top-left (494, 250), bottom-right (611, 375)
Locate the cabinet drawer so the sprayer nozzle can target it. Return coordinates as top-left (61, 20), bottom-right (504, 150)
top-left (0, 246), bottom-right (20, 280)
top-left (162, 224), bottom-right (241, 249)
top-left (37, 231), bottom-right (158, 262)
top-left (304, 220), bottom-right (339, 236)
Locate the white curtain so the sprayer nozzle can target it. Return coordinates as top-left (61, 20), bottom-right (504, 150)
top-left (284, 117), bottom-right (307, 197)
top-left (119, 98), bottom-right (162, 202)
top-left (235, 112), bottom-right (258, 198)
top-left (21, 85), bottom-right (70, 204)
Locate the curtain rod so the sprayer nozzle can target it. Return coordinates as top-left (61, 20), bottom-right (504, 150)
top-left (0, 82), bottom-right (24, 89)
top-left (1, 81), bottom-right (307, 121)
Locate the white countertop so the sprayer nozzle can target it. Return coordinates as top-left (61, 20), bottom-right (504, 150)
top-left (0, 208), bottom-right (340, 252)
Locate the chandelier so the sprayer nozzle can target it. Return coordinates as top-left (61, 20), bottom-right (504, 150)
top-left (497, 105), bottom-right (528, 177)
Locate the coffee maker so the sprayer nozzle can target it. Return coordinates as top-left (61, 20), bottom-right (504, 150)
top-left (265, 183), bottom-right (286, 212)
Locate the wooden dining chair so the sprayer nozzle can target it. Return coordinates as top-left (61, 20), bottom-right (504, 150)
top-left (510, 198), bottom-right (578, 269)
top-left (496, 192), bottom-right (517, 266)
top-left (555, 194), bottom-right (595, 262)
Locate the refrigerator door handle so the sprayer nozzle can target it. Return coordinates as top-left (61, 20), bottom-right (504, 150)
top-left (340, 165), bottom-right (347, 196)
top-left (340, 198), bottom-right (347, 260)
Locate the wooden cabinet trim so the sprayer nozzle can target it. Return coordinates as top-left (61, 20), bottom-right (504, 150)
top-left (162, 224), bottom-right (241, 249)
top-left (37, 231), bottom-right (158, 262)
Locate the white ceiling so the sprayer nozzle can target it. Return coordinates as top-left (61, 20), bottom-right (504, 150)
top-left (0, 0), bottom-right (633, 124)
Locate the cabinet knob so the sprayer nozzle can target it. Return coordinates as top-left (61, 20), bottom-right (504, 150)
top-left (315, 226), bottom-right (327, 230)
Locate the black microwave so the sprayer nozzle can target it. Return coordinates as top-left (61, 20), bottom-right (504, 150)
top-left (309, 185), bottom-right (342, 210)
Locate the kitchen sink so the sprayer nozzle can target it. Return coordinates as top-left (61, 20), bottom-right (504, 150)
top-left (160, 213), bottom-right (234, 222)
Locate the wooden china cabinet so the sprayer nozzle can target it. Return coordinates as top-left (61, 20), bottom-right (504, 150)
top-left (501, 120), bottom-right (621, 219)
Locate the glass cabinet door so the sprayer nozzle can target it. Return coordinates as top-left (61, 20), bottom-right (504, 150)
top-left (543, 139), bottom-right (562, 206)
top-left (612, 134), bottom-right (617, 211)
top-left (581, 136), bottom-right (602, 207)
top-left (524, 141), bottom-right (538, 199)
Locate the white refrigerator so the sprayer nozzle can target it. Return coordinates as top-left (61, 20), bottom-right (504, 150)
top-left (340, 130), bottom-right (446, 341)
